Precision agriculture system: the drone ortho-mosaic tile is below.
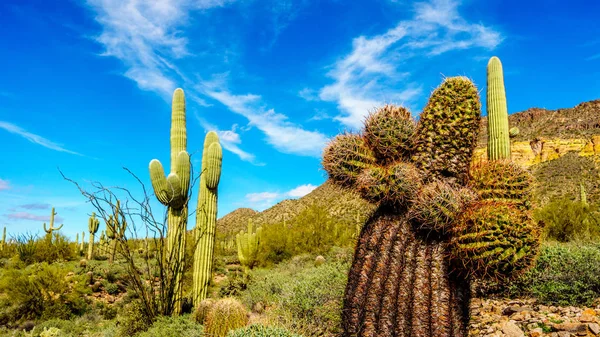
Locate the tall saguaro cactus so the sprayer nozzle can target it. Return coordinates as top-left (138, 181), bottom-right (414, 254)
top-left (80, 231), bottom-right (85, 255)
top-left (322, 77), bottom-right (538, 337)
top-left (149, 88), bottom-right (191, 314)
top-left (236, 220), bottom-right (262, 272)
top-left (43, 207), bottom-right (63, 241)
top-left (192, 131), bottom-right (223, 306)
top-left (88, 213), bottom-right (100, 260)
top-left (487, 56), bottom-right (511, 160)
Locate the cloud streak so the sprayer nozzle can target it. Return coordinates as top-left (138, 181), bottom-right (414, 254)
top-left (245, 183), bottom-right (318, 206)
top-left (6, 212), bottom-right (64, 223)
top-left (195, 115), bottom-right (259, 163)
top-left (319, 0), bottom-right (503, 129)
top-left (0, 121), bottom-right (83, 155)
top-left (0, 179), bottom-right (9, 191)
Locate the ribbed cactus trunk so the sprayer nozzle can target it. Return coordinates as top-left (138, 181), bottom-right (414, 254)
top-left (343, 211), bottom-right (470, 336)
top-left (75, 233), bottom-right (79, 247)
top-left (236, 220), bottom-right (262, 272)
top-left (192, 131), bottom-right (223, 306)
top-left (43, 207), bottom-right (63, 243)
top-left (486, 56), bottom-right (511, 160)
top-left (149, 88), bottom-right (191, 315)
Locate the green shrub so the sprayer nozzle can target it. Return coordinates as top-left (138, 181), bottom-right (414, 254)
top-left (104, 282), bottom-right (120, 295)
top-left (239, 247), bottom-right (352, 336)
top-left (0, 262), bottom-right (90, 323)
top-left (478, 242), bottom-right (600, 306)
top-left (535, 198), bottom-right (600, 242)
top-left (13, 233), bottom-right (75, 265)
top-left (136, 315), bottom-right (203, 337)
top-left (116, 301), bottom-right (153, 337)
top-left (227, 324), bottom-right (303, 337)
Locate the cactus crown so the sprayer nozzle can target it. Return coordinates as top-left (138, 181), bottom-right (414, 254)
top-left (149, 88), bottom-right (191, 210)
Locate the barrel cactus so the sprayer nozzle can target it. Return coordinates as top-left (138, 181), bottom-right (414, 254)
top-left (204, 298), bottom-right (249, 337)
top-left (322, 76), bottom-right (539, 337)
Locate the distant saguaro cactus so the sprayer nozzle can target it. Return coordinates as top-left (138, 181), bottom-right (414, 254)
top-left (79, 231), bottom-right (85, 255)
top-left (236, 220), bottom-right (262, 271)
top-left (87, 212), bottom-right (100, 260)
top-left (192, 131), bottom-right (223, 306)
top-left (487, 56), bottom-right (511, 160)
top-left (106, 200), bottom-right (127, 264)
top-left (43, 207), bottom-right (63, 242)
top-left (1, 227), bottom-right (5, 251)
top-left (322, 76), bottom-right (539, 337)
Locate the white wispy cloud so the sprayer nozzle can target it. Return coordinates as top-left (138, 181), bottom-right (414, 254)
top-left (6, 212), bottom-right (64, 222)
top-left (0, 121), bottom-right (83, 156)
top-left (245, 183), bottom-right (318, 207)
top-left (0, 179), bottom-right (9, 191)
top-left (195, 115), bottom-right (258, 163)
top-left (85, 0), bottom-right (235, 98)
top-left (199, 77), bottom-right (329, 157)
top-left (319, 0), bottom-right (503, 129)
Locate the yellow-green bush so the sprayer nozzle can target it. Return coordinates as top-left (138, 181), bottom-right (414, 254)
top-left (535, 198), bottom-right (600, 242)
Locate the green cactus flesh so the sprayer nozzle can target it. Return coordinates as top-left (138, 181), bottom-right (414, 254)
top-left (192, 131), bottom-right (223, 306)
top-left (1, 227), bottom-right (5, 251)
top-left (321, 76), bottom-right (537, 337)
top-left (486, 56), bottom-right (511, 161)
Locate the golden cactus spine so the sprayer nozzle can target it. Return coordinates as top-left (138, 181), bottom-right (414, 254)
top-left (149, 88), bottom-right (191, 314)
top-left (487, 56), bottom-right (511, 160)
top-left (87, 212), bottom-right (100, 260)
top-left (192, 131), bottom-right (223, 306)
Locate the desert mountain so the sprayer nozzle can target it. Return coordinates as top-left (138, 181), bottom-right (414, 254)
top-left (218, 99), bottom-right (600, 236)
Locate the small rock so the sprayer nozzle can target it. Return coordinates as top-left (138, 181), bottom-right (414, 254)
top-left (557, 332), bottom-right (570, 337)
top-left (589, 323), bottom-right (600, 335)
top-left (502, 321), bottom-right (525, 337)
top-left (504, 306), bottom-right (533, 316)
top-left (552, 323), bottom-right (588, 334)
top-left (529, 328), bottom-right (543, 337)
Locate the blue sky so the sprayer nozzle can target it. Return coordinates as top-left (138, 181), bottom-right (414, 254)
top-left (1, 0), bottom-right (599, 240)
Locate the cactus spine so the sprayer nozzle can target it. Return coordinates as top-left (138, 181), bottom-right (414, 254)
top-left (43, 207), bottom-right (63, 241)
top-left (149, 88), bottom-right (191, 314)
top-left (87, 212), bottom-right (100, 260)
top-left (192, 131), bottom-right (223, 306)
top-left (236, 220), bottom-right (262, 271)
top-left (487, 56), bottom-right (511, 160)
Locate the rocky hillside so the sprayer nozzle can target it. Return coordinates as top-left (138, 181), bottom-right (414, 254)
top-left (219, 99), bottom-right (600, 233)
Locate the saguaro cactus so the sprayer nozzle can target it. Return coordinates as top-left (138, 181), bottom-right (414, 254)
top-left (236, 220), bottom-right (262, 271)
top-left (80, 231), bottom-right (85, 255)
top-left (106, 200), bottom-right (127, 264)
top-left (1, 227), bottom-right (6, 251)
top-left (322, 77), bottom-right (538, 337)
top-left (149, 88), bottom-right (191, 314)
top-left (192, 131), bottom-right (223, 306)
top-left (487, 56), bottom-right (511, 160)
top-left (88, 213), bottom-right (100, 260)
top-left (43, 207), bottom-right (63, 241)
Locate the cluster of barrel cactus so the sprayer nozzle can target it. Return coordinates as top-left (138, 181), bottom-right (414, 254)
top-left (322, 63), bottom-right (539, 336)
top-left (236, 219), bottom-right (262, 271)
